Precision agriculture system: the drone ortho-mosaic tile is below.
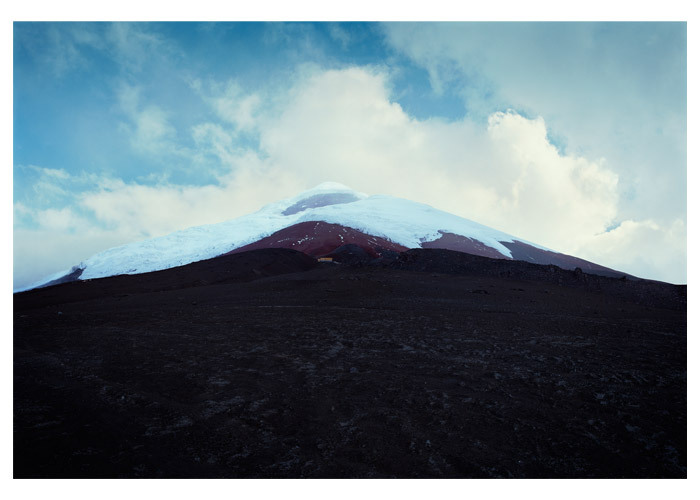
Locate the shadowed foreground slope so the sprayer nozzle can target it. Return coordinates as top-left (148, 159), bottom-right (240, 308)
top-left (14, 249), bottom-right (686, 478)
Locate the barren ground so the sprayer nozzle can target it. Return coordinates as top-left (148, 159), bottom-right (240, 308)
top-left (14, 249), bottom-right (686, 478)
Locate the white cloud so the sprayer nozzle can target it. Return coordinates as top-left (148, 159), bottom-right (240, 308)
top-left (205, 81), bottom-right (262, 132)
top-left (13, 202), bottom-right (33, 227)
top-left (106, 22), bottom-right (176, 74)
top-left (581, 219), bottom-right (687, 284)
top-left (27, 165), bottom-right (71, 179)
top-left (482, 111), bottom-right (619, 248)
top-left (13, 227), bottom-right (133, 290)
top-left (34, 207), bottom-right (88, 232)
top-left (380, 22), bottom-right (687, 226)
top-left (117, 84), bottom-right (180, 156)
top-left (73, 155), bottom-right (303, 241)
top-left (192, 123), bottom-right (238, 165)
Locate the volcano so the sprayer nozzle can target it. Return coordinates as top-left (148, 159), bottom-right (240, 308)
top-left (20, 182), bottom-right (630, 292)
top-left (14, 184), bottom-right (686, 478)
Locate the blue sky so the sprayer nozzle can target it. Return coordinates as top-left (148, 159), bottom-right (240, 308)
top-left (13, 21), bottom-right (687, 287)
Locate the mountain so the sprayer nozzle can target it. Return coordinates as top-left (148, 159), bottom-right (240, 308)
top-left (18, 182), bottom-right (629, 291)
top-left (14, 184), bottom-right (686, 478)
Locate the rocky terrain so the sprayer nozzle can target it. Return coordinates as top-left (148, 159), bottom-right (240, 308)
top-left (14, 249), bottom-right (686, 478)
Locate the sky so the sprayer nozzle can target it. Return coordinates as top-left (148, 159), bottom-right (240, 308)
top-left (12, 21), bottom-right (687, 288)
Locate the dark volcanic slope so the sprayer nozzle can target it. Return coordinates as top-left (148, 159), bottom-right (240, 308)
top-left (14, 249), bottom-right (686, 478)
top-left (421, 231), bottom-right (512, 260)
top-left (231, 227), bottom-right (630, 279)
top-left (500, 240), bottom-right (629, 278)
top-left (421, 232), bottom-right (629, 278)
top-left (227, 221), bottom-right (408, 258)
top-left (15, 248), bottom-right (319, 309)
top-left (387, 249), bottom-right (680, 310)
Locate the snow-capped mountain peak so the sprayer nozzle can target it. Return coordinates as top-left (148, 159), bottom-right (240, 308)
top-left (16, 182), bottom-right (626, 292)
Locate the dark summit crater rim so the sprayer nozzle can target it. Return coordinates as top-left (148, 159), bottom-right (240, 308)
top-left (282, 192), bottom-right (361, 216)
